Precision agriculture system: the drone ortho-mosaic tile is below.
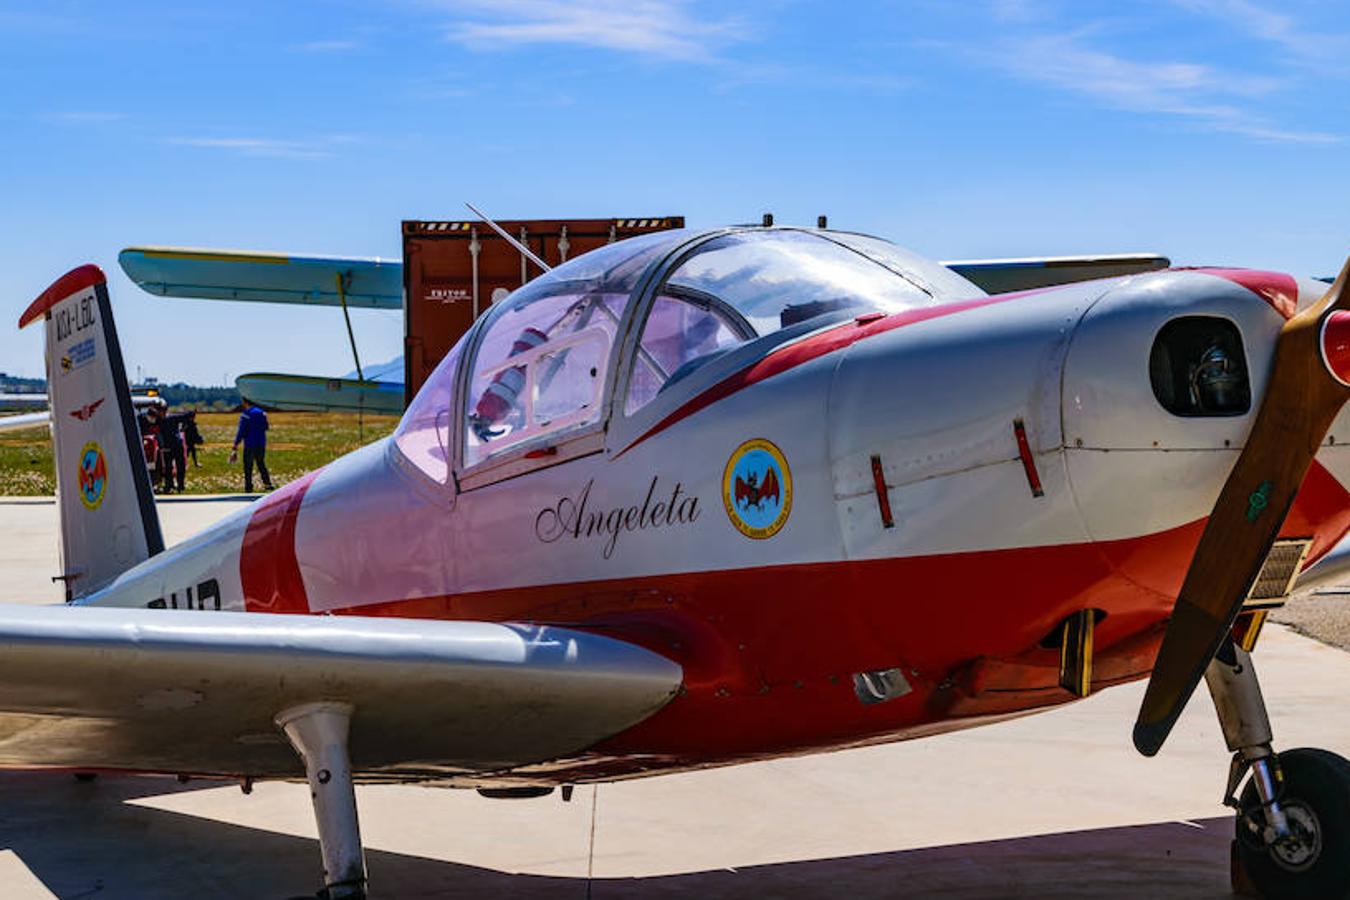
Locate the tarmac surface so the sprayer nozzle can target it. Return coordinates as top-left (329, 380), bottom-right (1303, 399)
top-left (2, 496), bottom-right (1350, 899)
top-left (1275, 583), bottom-right (1350, 651)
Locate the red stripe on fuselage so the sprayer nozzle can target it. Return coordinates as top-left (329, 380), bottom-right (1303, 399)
top-left (240, 470), bottom-right (320, 613)
top-left (1184, 268), bottom-right (1299, 319)
top-left (618, 292), bottom-right (1039, 456)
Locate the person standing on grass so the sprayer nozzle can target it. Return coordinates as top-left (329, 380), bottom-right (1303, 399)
top-left (158, 411), bottom-right (188, 494)
top-left (139, 406), bottom-right (164, 492)
top-left (229, 398), bottom-right (274, 493)
top-left (183, 411), bottom-right (205, 467)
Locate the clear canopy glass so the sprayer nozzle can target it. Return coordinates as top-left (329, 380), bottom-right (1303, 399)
top-left (461, 232), bottom-right (679, 466)
top-left (663, 230), bottom-right (945, 337)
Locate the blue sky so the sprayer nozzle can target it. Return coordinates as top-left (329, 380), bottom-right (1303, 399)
top-left (1, 0), bottom-right (1346, 385)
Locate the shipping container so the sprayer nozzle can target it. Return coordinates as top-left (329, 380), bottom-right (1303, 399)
top-left (401, 217), bottom-right (684, 403)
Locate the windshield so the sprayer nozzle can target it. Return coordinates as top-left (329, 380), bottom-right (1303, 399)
top-left (395, 232), bottom-right (685, 476)
top-left (461, 232), bottom-right (682, 466)
top-left (664, 230), bottom-right (939, 337)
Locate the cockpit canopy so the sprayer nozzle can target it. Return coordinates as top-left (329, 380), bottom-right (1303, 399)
top-left (395, 227), bottom-right (984, 482)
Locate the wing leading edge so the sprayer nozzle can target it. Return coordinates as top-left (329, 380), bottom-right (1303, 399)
top-left (0, 605), bottom-right (681, 778)
top-left (118, 247), bottom-right (403, 310)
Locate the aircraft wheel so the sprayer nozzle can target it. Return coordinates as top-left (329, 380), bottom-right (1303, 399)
top-left (1233, 748), bottom-right (1350, 900)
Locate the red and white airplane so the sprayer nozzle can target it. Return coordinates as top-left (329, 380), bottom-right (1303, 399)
top-left (9, 225), bottom-right (1350, 899)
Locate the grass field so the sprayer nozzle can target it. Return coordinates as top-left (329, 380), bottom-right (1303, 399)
top-left (0, 411), bottom-right (399, 495)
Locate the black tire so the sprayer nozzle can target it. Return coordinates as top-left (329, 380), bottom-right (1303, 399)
top-left (1235, 748), bottom-right (1350, 900)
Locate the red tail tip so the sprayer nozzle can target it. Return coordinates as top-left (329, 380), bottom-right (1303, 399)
top-left (18, 264), bottom-right (106, 329)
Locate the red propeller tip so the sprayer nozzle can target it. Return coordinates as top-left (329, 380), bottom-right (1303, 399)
top-left (1321, 310), bottom-right (1350, 386)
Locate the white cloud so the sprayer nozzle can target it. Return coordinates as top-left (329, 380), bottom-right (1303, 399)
top-left (1168, 1), bottom-right (1350, 67)
top-left (41, 111), bottom-right (127, 125)
top-left (974, 28), bottom-right (1338, 144)
top-left (167, 137), bottom-right (344, 160)
top-left (1212, 122), bottom-right (1340, 144)
top-left (1170, 1), bottom-right (1298, 50)
top-left (441, 0), bottom-right (744, 62)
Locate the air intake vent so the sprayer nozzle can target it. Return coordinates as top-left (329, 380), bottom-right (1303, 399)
top-left (1244, 538), bottom-right (1313, 609)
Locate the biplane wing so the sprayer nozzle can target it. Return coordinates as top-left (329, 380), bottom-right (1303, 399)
top-left (0, 604), bottom-right (680, 777)
top-left (235, 372), bottom-right (404, 415)
top-left (943, 253), bottom-right (1170, 294)
top-left (118, 247), bottom-right (403, 310)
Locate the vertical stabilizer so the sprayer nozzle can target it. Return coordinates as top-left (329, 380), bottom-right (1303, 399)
top-left (18, 265), bottom-right (162, 599)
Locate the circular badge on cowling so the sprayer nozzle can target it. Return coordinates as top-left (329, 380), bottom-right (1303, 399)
top-left (78, 440), bottom-right (107, 510)
top-left (722, 438), bottom-right (792, 539)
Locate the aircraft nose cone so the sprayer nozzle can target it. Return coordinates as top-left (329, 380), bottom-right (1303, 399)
top-left (1321, 310), bottom-right (1350, 387)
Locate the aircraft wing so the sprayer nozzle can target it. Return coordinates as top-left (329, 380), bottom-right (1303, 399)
top-left (0, 412), bottom-right (50, 434)
top-left (944, 254), bottom-right (1170, 294)
top-left (237, 372), bottom-right (405, 415)
top-left (0, 394), bottom-right (48, 410)
top-left (0, 605), bottom-right (681, 778)
top-left (119, 247), bottom-right (403, 310)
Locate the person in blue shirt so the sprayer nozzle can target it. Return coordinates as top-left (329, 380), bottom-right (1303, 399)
top-left (230, 398), bottom-right (274, 493)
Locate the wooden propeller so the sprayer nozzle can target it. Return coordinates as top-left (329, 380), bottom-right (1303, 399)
top-left (1134, 259), bottom-right (1350, 757)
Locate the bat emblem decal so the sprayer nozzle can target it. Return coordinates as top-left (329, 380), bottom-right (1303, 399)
top-left (723, 438), bottom-right (792, 540)
top-left (735, 468), bottom-right (780, 511)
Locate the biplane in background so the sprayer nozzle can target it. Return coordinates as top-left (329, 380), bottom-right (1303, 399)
top-left (8, 221), bottom-right (1348, 900)
top-left (117, 246), bottom-right (407, 414)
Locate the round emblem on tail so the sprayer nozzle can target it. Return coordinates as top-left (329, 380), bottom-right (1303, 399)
top-left (77, 441), bottom-right (107, 510)
top-left (722, 438), bottom-right (792, 539)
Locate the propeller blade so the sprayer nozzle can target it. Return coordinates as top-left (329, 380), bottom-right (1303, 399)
top-left (1133, 259), bottom-right (1350, 756)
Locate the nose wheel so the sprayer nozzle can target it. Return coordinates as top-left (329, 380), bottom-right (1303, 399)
top-left (1230, 748), bottom-right (1350, 900)
top-left (1204, 640), bottom-right (1350, 898)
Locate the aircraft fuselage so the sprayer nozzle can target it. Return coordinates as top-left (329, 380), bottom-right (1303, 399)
top-left (80, 265), bottom-right (1350, 784)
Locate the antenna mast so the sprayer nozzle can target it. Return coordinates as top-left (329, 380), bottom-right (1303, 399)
top-left (465, 202), bottom-right (553, 273)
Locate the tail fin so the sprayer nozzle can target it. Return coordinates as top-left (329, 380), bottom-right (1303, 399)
top-left (19, 265), bottom-right (162, 599)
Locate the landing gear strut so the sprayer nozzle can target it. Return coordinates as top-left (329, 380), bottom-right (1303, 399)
top-left (277, 702), bottom-right (368, 900)
top-left (1206, 640), bottom-right (1350, 899)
